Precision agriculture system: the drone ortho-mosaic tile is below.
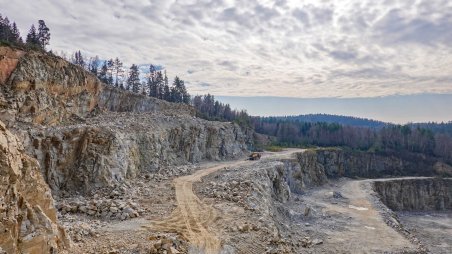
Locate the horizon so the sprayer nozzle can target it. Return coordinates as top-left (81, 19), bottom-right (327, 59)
top-left (217, 93), bottom-right (452, 124)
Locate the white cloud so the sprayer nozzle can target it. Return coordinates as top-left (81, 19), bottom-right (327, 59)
top-left (1, 0), bottom-right (452, 98)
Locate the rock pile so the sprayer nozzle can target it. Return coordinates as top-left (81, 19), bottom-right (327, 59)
top-left (57, 198), bottom-right (142, 220)
top-left (148, 234), bottom-right (188, 254)
top-left (201, 180), bottom-right (253, 205)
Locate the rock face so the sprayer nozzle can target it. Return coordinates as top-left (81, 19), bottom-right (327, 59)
top-left (292, 148), bottom-right (438, 181)
top-left (266, 149), bottom-right (444, 195)
top-left (0, 46), bottom-right (194, 127)
top-left (25, 112), bottom-right (250, 194)
top-left (0, 120), bottom-right (68, 254)
top-left (373, 178), bottom-right (452, 211)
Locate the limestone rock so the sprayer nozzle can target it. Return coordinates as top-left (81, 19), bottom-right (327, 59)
top-left (0, 120), bottom-right (69, 253)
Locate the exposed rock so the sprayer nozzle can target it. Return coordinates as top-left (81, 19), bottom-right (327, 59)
top-left (0, 47), bottom-right (194, 127)
top-left (23, 112), bottom-right (249, 194)
top-left (373, 178), bottom-right (452, 211)
top-left (0, 47), bottom-right (252, 195)
top-left (283, 148), bottom-right (444, 194)
top-left (0, 120), bottom-right (69, 253)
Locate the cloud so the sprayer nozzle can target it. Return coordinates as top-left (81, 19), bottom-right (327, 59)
top-left (0, 0), bottom-right (451, 98)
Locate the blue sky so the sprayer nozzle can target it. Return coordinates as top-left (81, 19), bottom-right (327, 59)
top-left (1, 0), bottom-right (452, 122)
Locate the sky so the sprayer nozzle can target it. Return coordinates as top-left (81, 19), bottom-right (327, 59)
top-left (2, 0), bottom-right (452, 122)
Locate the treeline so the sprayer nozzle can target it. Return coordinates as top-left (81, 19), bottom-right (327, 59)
top-left (410, 122), bottom-right (452, 136)
top-left (0, 14), bottom-right (50, 50)
top-left (252, 117), bottom-right (452, 163)
top-left (68, 50), bottom-right (252, 124)
top-left (277, 114), bottom-right (387, 129)
top-left (70, 51), bottom-right (191, 104)
top-left (192, 94), bottom-right (251, 127)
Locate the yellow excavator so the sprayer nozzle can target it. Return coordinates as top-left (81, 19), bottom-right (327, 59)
top-left (248, 152), bottom-right (261, 161)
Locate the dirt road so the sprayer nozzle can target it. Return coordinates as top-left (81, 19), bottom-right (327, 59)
top-left (303, 178), bottom-right (418, 253)
top-left (150, 149), bottom-right (301, 253)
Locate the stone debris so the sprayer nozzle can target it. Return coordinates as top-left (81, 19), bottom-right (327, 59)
top-left (57, 198), bottom-right (141, 220)
top-left (148, 234), bottom-right (188, 254)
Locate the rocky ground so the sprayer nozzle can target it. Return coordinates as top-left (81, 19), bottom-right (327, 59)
top-left (195, 160), bottom-right (427, 254)
top-left (57, 164), bottom-right (199, 254)
top-left (53, 151), bottom-right (452, 254)
top-left (398, 212), bottom-right (452, 254)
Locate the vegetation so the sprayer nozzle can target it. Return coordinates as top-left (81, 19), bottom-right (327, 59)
top-left (1, 13), bottom-right (50, 51)
top-left (274, 114), bottom-right (387, 129)
top-left (252, 117), bottom-right (452, 164)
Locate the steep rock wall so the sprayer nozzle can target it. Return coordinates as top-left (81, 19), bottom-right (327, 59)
top-left (278, 148), bottom-right (442, 194)
top-left (373, 178), bottom-right (452, 211)
top-left (298, 148), bottom-right (437, 179)
top-left (23, 113), bottom-right (250, 194)
top-left (0, 120), bottom-right (68, 254)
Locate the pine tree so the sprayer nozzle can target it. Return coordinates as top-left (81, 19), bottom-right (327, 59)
top-left (25, 24), bottom-right (39, 48)
top-left (127, 64), bottom-right (140, 93)
top-left (163, 83), bottom-right (171, 101)
top-left (98, 61), bottom-right (109, 83)
top-left (0, 15), bottom-right (4, 40)
top-left (148, 65), bottom-right (157, 97)
top-left (88, 56), bottom-right (100, 75)
top-left (11, 22), bottom-right (22, 44)
top-left (106, 59), bottom-right (114, 85)
top-left (0, 16), bottom-right (12, 42)
top-left (73, 51), bottom-right (85, 68)
top-left (37, 20), bottom-right (50, 49)
top-left (156, 71), bottom-right (164, 99)
top-left (170, 76), bottom-right (190, 103)
top-left (113, 57), bottom-right (124, 87)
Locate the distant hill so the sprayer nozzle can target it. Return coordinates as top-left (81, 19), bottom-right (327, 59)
top-left (409, 122), bottom-right (452, 135)
top-left (269, 114), bottom-right (388, 128)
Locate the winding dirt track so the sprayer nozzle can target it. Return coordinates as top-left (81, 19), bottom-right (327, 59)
top-left (150, 150), bottom-right (300, 253)
top-left (151, 161), bottom-right (248, 253)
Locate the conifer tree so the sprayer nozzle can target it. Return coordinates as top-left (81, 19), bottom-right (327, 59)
top-left (11, 22), bottom-right (21, 44)
top-left (98, 61), bottom-right (109, 84)
top-left (156, 71), bottom-right (164, 99)
top-left (37, 20), bottom-right (50, 49)
top-left (113, 57), bottom-right (124, 88)
top-left (127, 64), bottom-right (140, 93)
top-left (107, 58), bottom-right (114, 85)
top-left (73, 51), bottom-right (85, 68)
top-left (148, 64), bottom-right (157, 97)
top-left (88, 56), bottom-right (100, 75)
top-left (26, 24), bottom-right (39, 47)
top-left (0, 16), bottom-right (12, 42)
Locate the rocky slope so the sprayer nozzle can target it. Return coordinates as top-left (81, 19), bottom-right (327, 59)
top-left (0, 47), bottom-right (251, 196)
top-left (0, 47), bottom-right (193, 128)
top-left (0, 120), bottom-right (69, 254)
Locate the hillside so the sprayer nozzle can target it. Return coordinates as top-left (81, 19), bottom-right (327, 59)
top-left (267, 114), bottom-right (388, 128)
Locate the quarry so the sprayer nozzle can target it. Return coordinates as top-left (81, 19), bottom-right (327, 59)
top-left (0, 46), bottom-right (451, 254)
